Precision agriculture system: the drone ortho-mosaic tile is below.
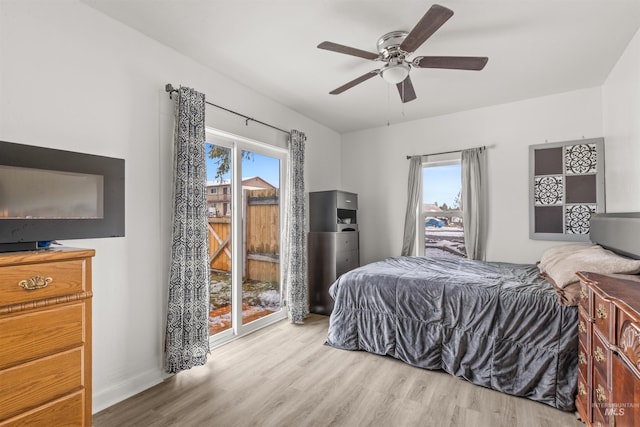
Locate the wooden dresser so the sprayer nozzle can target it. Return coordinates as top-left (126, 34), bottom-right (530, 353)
top-left (0, 248), bottom-right (94, 426)
top-left (576, 271), bottom-right (640, 427)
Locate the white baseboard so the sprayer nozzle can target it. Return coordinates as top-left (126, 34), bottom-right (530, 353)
top-left (92, 368), bottom-right (170, 414)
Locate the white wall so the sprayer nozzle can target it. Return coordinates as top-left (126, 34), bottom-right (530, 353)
top-left (0, 0), bottom-right (341, 412)
top-left (602, 26), bottom-right (640, 211)
top-left (341, 88), bottom-right (604, 265)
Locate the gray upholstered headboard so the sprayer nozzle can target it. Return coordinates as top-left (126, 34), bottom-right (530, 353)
top-left (590, 213), bottom-right (640, 259)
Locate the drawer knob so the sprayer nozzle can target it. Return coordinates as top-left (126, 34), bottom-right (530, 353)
top-left (18, 276), bottom-right (53, 290)
top-left (594, 346), bottom-right (606, 364)
top-left (578, 382), bottom-right (586, 396)
top-left (578, 320), bottom-right (587, 334)
top-left (580, 288), bottom-right (588, 301)
top-left (596, 384), bottom-right (606, 402)
top-left (596, 303), bottom-right (608, 320)
top-left (579, 351), bottom-right (587, 366)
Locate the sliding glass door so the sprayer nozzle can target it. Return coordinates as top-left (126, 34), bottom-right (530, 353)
top-left (240, 149), bottom-right (282, 325)
top-left (206, 142), bottom-right (234, 336)
top-left (205, 130), bottom-right (287, 345)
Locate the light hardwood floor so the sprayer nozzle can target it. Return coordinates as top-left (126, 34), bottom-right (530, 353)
top-left (93, 314), bottom-right (584, 427)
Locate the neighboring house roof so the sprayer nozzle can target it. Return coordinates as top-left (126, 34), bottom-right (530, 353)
top-left (241, 176), bottom-right (276, 190)
top-left (206, 176), bottom-right (276, 189)
top-left (423, 204), bottom-right (442, 212)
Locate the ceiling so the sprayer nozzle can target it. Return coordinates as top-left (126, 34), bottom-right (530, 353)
top-left (83, 1), bottom-right (640, 134)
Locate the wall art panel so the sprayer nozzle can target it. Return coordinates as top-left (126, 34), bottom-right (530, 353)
top-left (529, 138), bottom-right (604, 241)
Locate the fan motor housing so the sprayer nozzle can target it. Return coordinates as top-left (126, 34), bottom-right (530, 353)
top-left (377, 31), bottom-right (408, 59)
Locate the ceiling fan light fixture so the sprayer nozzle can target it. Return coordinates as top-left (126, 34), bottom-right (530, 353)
top-left (380, 62), bottom-right (410, 84)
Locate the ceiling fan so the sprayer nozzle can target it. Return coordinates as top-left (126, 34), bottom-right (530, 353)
top-left (318, 4), bottom-right (488, 103)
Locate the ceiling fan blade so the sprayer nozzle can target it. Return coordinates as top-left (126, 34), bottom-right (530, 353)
top-left (317, 41), bottom-right (379, 60)
top-left (400, 4), bottom-right (454, 53)
top-left (329, 70), bottom-right (379, 95)
top-left (396, 76), bottom-right (417, 103)
top-left (413, 56), bottom-right (488, 70)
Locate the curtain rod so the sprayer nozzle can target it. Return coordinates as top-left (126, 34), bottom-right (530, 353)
top-left (406, 145), bottom-right (486, 159)
top-left (165, 84), bottom-right (291, 137)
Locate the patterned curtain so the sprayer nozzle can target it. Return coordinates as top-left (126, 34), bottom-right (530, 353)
top-left (462, 147), bottom-right (487, 261)
top-left (401, 156), bottom-right (423, 256)
top-left (283, 129), bottom-right (308, 323)
top-left (165, 86), bottom-right (210, 374)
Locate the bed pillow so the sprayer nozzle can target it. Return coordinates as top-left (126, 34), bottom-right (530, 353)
top-left (538, 243), bottom-right (596, 271)
top-left (539, 244), bottom-right (640, 288)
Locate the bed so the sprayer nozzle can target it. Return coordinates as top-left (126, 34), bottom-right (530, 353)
top-left (325, 213), bottom-right (640, 411)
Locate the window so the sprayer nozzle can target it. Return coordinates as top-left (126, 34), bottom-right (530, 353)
top-left (211, 188), bottom-right (217, 194)
top-left (420, 157), bottom-right (465, 258)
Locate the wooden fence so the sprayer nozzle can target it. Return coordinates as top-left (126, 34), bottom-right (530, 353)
top-left (208, 188), bottom-right (279, 282)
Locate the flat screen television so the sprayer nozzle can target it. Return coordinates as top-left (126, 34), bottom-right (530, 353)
top-left (0, 141), bottom-right (125, 252)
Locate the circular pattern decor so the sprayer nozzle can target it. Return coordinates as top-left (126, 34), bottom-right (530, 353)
top-left (534, 176), bottom-right (563, 205)
top-left (565, 144), bottom-right (597, 175)
top-left (565, 205), bottom-right (595, 234)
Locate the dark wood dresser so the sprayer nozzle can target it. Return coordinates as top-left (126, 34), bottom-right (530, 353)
top-left (576, 271), bottom-right (640, 427)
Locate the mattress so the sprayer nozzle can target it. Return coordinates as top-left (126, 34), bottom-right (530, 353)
top-left (326, 256), bottom-right (578, 411)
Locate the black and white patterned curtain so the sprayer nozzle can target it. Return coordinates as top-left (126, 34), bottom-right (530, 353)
top-left (165, 86), bottom-right (210, 374)
top-left (283, 129), bottom-right (308, 323)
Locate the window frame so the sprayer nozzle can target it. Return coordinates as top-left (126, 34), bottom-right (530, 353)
top-left (417, 155), bottom-right (463, 256)
top-left (205, 127), bottom-right (288, 348)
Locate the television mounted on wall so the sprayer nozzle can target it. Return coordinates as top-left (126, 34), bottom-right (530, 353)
top-left (0, 141), bottom-right (125, 252)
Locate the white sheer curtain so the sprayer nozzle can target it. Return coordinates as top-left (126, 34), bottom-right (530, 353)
top-left (283, 129), bottom-right (308, 323)
top-left (462, 147), bottom-right (487, 260)
top-left (165, 86), bottom-right (210, 374)
top-left (401, 156), bottom-right (423, 256)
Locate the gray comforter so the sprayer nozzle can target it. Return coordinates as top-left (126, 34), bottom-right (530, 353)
top-left (326, 256), bottom-right (578, 411)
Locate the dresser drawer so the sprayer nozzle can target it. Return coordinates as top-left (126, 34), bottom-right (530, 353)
top-left (0, 348), bottom-right (84, 421)
top-left (578, 307), bottom-right (590, 349)
top-left (592, 367), bottom-right (611, 423)
top-left (0, 390), bottom-right (84, 427)
top-left (0, 260), bottom-right (87, 306)
top-left (336, 191), bottom-right (357, 210)
top-left (336, 250), bottom-right (359, 277)
top-left (579, 280), bottom-right (590, 312)
top-left (576, 372), bottom-right (589, 423)
top-left (334, 232), bottom-right (359, 252)
top-left (0, 303), bottom-right (85, 370)
top-left (592, 290), bottom-right (612, 341)
top-left (578, 341), bottom-right (589, 385)
top-left (592, 329), bottom-right (611, 385)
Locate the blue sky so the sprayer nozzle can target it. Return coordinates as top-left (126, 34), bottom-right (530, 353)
top-left (423, 164), bottom-right (461, 208)
top-left (206, 144), bottom-right (280, 188)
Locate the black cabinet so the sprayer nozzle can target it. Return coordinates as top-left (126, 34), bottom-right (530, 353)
top-left (308, 190), bottom-right (359, 315)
